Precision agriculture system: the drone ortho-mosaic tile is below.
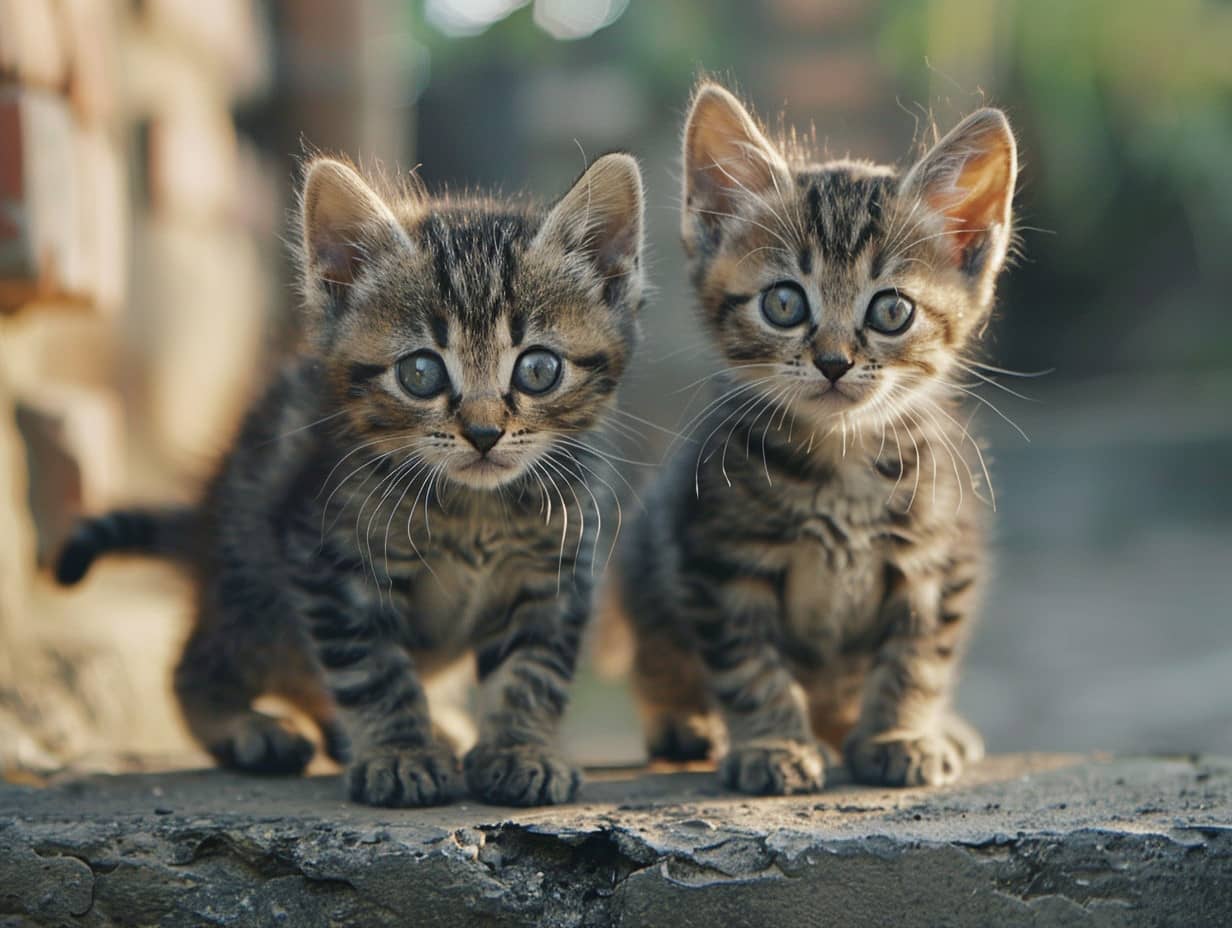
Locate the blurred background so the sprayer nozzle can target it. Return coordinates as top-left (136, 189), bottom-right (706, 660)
top-left (2, 0), bottom-right (1229, 773)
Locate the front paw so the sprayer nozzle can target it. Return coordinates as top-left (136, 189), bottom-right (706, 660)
top-left (719, 739), bottom-right (828, 795)
top-left (464, 744), bottom-right (581, 806)
top-left (845, 729), bottom-right (968, 787)
top-left (346, 744), bottom-right (462, 807)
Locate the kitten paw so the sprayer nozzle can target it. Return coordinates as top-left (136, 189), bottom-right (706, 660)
top-left (464, 744), bottom-right (581, 806)
top-left (719, 739), bottom-right (828, 795)
top-left (646, 713), bottom-right (718, 763)
top-left (213, 713), bottom-right (315, 775)
top-left (845, 729), bottom-right (970, 787)
top-left (346, 744), bottom-right (462, 807)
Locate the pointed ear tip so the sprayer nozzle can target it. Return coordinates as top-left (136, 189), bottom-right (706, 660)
top-left (589, 153), bottom-right (644, 202)
top-left (303, 157), bottom-right (362, 195)
top-left (690, 82), bottom-right (742, 117)
top-left (594, 151), bottom-right (641, 174)
top-left (305, 156), bottom-right (347, 177)
top-left (967, 108), bottom-right (1015, 143)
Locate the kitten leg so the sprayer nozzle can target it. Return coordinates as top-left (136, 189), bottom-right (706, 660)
top-left (465, 592), bottom-right (585, 806)
top-left (695, 581), bottom-right (831, 795)
top-left (306, 600), bottom-right (461, 807)
top-left (632, 629), bottom-right (721, 763)
top-left (845, 566), bottom-right (982, 787)
top-left (174, 616), bottom-right (316, 775)
top-left (272, 663), bottom-right (350, 764)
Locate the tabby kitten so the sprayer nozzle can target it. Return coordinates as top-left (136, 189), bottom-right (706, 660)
top-left (57, 152), bottom-right (645, 807)
top-left (614, 83), bottom-right (1016, 794)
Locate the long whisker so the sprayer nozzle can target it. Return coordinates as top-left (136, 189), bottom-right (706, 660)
top-left (553, 437), bottom-right (644, 506)
top-left (379, 457), bottom-right (434, 595)
top-left (540, 453), bottom-right (588, 570)
top-left (960, 358), bottom-right (1054, 378)
top-left (554, 449), bottom-right (613, 576)
top-left (951, 361), bottom-right (1040, 402)
top-left (699, 384), bottom-right (779, 491)
top-left (760, 384), bottom-right (803, 485)
top-left (610, 406), bottom-right (688, 440)
top-left (565, 453), bottom-right (625, 573)
top-left (320, 437), bottom-right (423, 538)
top-left (257, 409), bottom-right (350, 447)
top-left (913, 393), bottom-right (997, 511)
top-left (669, 374), bottom-right (782, 467)
top-left (538, 464), bottom-right (570, 593)
top-left (405, 463), bottom-right (443, 583)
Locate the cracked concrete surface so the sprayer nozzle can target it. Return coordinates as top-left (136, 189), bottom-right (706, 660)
top-left (1, 754), bottom-right (1229, 926)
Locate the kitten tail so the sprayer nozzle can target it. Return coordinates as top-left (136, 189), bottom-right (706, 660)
top-left (54, 506), bottom-right (198, 585)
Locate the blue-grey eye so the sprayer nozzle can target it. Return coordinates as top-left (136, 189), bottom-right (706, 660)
top-left (397, 351), bottom-right (449, 398)
top-left (760, 282), bottom-right (809, 328)
top-left (865, 290), bottom-right (915, 335)
top-left (513, 348), bottom-right (562, 395)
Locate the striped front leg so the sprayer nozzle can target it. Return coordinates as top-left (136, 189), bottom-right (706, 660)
top-left (304, 588), bottom-right (460, 807)
top-left (844, 563), bottom-right (984, 787)
top-left (465, 587), bottom-right (585, 806)
top-left (694, 575), bottom-right (831, 795)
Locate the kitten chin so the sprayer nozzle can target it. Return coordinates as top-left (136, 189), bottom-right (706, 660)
top-left (448, 450), bottom-right (530, 489)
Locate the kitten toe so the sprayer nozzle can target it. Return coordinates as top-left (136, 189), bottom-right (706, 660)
top-left (213, 713), bottom-right (315, 775)
top-left (346, 744), bottom-right (462, 807)
top-left (719, 739), bottom-right (827, 795)
top-left (845, 730), bottom-right (966, 787)
top-left (464, 744), bottom-right (581, 806)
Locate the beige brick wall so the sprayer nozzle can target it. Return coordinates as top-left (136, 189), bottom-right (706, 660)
top-left (0, 0), bottom-right (274, 772)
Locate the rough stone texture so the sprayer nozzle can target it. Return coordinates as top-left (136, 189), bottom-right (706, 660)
top-left (1, 754), bottom-right (1228, 927)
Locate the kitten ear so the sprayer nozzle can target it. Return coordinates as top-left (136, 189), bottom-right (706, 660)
top-left (301, 158), bottom-right (410, 291)
top-left (901, 108), bottom-right (1017, 279)
top-left (682, 83), bottom-right (791, 247)
top-left (535, 152), bottom-right (644, 294)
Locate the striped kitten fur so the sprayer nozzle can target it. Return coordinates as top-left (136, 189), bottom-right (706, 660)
top-left (57, 152), bottom-right (645, 807)
top-left (614, 83), bottom-right (1017, 794)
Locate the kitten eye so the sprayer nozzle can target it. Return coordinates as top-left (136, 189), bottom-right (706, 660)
top-left (865, 290), bottom-right (915, 335)
top-left (513, 348), bottom-right (562, 395)
top-left (397, 351), bottom-right (450, 398)
top-left (760, 282), bottom-right (809, 328)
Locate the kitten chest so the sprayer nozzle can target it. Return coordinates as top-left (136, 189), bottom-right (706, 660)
top-left (372, 523), bottom-right (541, 665)
top-left (779, 468), bottom-right (895, 656)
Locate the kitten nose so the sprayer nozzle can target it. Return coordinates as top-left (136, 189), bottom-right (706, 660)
top-left (814, 354), bottom-right (854, 383)
top-left (462, 423), bottom-right (504, 454)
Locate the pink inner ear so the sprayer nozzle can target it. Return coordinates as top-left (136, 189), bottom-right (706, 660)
top-left (927, 140), bottom-right (1013, 261)
top-left (686, 92), bottom-right (783, 215)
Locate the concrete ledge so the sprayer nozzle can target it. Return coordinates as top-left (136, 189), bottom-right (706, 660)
top-left (1, 754), bottom-right (1228, 926)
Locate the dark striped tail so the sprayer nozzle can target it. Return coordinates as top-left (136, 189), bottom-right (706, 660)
top-left (54, 507), bottom-right (198, 585)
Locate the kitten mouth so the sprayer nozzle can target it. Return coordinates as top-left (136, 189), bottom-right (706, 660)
top-left (813, 383), bottom-right (859, 403)
top-left (451, 454), bottom-right (521, 487)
